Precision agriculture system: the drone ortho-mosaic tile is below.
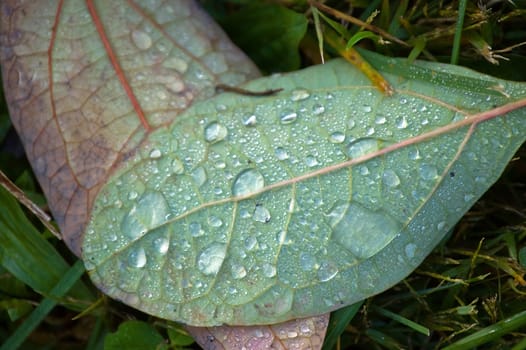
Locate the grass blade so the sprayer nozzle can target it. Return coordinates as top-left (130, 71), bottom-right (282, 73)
top-left (451, 0), bottom-right (467, 64)
top-left (322, 301), bottom-right (363, 350)
top-left (0, 260), bottom-right (86, 350)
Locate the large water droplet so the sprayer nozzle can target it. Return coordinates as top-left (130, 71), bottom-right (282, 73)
top-left (261, 263), bottom-right (276, 278)
top-left (153, 237), bottom-right (169, 254)
top-left (171, 158), bottom-right (184, 174)
top-left (362, 105), bottom-right (372, 113)
top-left (149, 149), bottom-right (162, 159)
top-left (253, 204), bottom-right (271, 223)
top-left (299, 252), bottom-right (318, 271)
top-left (275, 147), bottom-right (289, 160)
top-left (191, 166), bottom-right (207, 187)
top-left (197, 243), bottom-right (227, 275)
top-left (419, 163), bottom-right (438, 181)
top-left (232, 168), bottom-right (265, 196)
top-left (408, 148), bottom-right (421, 160)
top-left (331, 203), bottom-right (402, 259)
top-left (204, 121), bottom-right (228, 143)
top-left (329, 131), bottom-right (345, 144)
top-left (128, 247), bottom-right (147, 268)
top-left (317, 261), bottom-right (338, 282)
top-left (290, 89), bottom-right (310, 101)
top-left (208, 216), bottom-right (223, 228)
top-left (312, 104), bottom-right (325, 115)
top-left (189, 222), bottom-right (204, 237)
top-left (347, 137), bottom-right (380, 158)
top-left (131, 29), bottom-right (152, 50)
top-left (121, 192), bottom-right (170, 239)
top-left (305, 155), bottom-right (319, 167)
top-left (383, 169), bottom-right (401, 188)
top-left (405, 243), bottom-right (416, 259)
top-left (396, 116), bottom-right (408, 129)
top-left (242, 114), bottom-right (257, 127)
top-left (280, 110), bottom-right (297, 124)
top-left (231, 264), bottom-right (247, 279)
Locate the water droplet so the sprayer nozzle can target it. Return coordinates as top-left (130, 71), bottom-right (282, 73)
top-left (242, 114), bottom-right (257, 127)
top-left (197, 243), bottom-right (226, 275)
top-left (121, 192), bottom-right (169, 240)
top-left (204, 121), bottom-right (228, 143)
top-left (164, 56), bottom-right (188, 74)
top-left (231, 264), bottom-right (247, 279)
top-left (128, 247), bottom-right (147, 268)
top-left (299, 252), bottom-right (318, 271)
top-left (189, 222), bottom-right (204, 237)
top-left (464, 193), bottom-right (475, 202)
top-left (153, 237), bottom-right (169, 254)
top-left (280, 109), bottom-right (297, 124)
top-left (312, 104), bottom-right (325, 115)
top-left (305, 155), bottom-right (319, 167)
top-left (331, 203), bottom-right (402, 259)
top-left (348, 119), bottom-right (356, 129)
top-left (149, 148), bottom-right (162, 159)
top-left (128, 191), bottom-right (138, 200)
top-left (317, 261), bottom-right (338, 282)
top-left (275, 147), bottom-right (289, 160)
top-left (362, 105), bottom-right (372, 113)
top-left (244, 236), bottom-right (258, 250)
top-left (437, 221), bottom-right (446, 231)
top-left (171, 158), bottom-right (184, 174)
top-left (347, 137), bottom-right (380, 158)
top-left (191, 166), bottom-right (207, 187)
top-left (325, 201), bottom-right (349, 227)
top-left (208, 216), bottom-right (223, 228)
top-left (290, 89), bottom-right (310, 101)
top-left (408, 148), bottom-right (421, 160)
top-left (261, 263), bottom-right (276, 278)
top-left (419, 163), bottom-right (438, 181)
top-left (375, 115), bottom-right (387, 124)
top-left (400, 97), bottom-right (408, 105)
top-left (329, 131), bottom-right (345, 144)
top-left (383, 169), bottom-right (400, 187)
top-left (232, 169), bottom-right (265, 196)
top-left (359, 165), bottom-right (370, 175)
top-left (366, 127), bottom-right (375, 136)
top-left (253, 204), bottom-right (271, 223)
top-left (405, 243), bottom-right (416, 259)
top-left (396, 116), bottom-right (408, 129)
top-left (131, 29), bottom-right (152, 50)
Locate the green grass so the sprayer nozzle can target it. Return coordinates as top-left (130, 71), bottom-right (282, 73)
top-left (1, 0), bottom-right (526, 349)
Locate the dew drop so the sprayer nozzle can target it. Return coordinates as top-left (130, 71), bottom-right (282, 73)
top-left (197, 243), bottom-right (226, 275)
top-left (348, 119), bottom-right (356, 129)
top-left (375, 115), bottom-right (387, 124)
top-left (408, 148), bottom-right (421, 160)
top-left (383, 169), bottom-right (401, 188)
top-left (131, 29), bottom-right (152, 50)
top-left (329, 131), bottom-right (345, 144)
top-left (362, 105), bottom-right (372, 113)
top-left (189, 222), bottom-right (204, 237)
top-left (149, 149), bottom-right (162, 159)
top-left (305, 155), bottom-right (319, 167)
top-left (317, 261), bottom-right (338, 282)
top-left (191, 166), bottom-right (207, 187)
top-left (171, 158), bottom-right (184, 174)
top-left (400, 97), bottom-right (408, 105)
top-left (244, 236), bottom-right (258, 251)
top-left (208, 216), bottom-right (223, 228)
top-left (242, 114), bottom-right (257, 127)
top-left (204, 121), bottom-right (228, 143)
top-left (464, 193), bottom-right (475, 202)
top-left (405, 243), bottom-right (416, 259)
top-left (347, 137), bottom-right (380, 158)
top-left (121, 192), bottom-right (169, 240)
top-left (280, 109), bottom-right (297, 124)
top-left (299, 252), bottom-right (318, 271)
top-left (153, 237), bottom-right (169, 254)
top-left (419, 163), bottom-right (438, 181)
top-left (128, 191), bottom-right (138, 200)
top-left (275, 147), bottom-right (289, 160)
top-left (164, 56), bottom-right (188, 74)
top-left (290, 89), bottom-right (310, 102)
top-left (232, 168), bottom-right (265, 196)
top-left (396, 116), bottom-right (408, 129)
top-left (261, 263), bottom-right (276, 278)
top-left (312, 104), bottom-right (325, 115)
top-left (332, 203), bottom-right (402, 259)
top-left (128, 247), bottom-right (147, 268)
top-left (231, 264), bottom-right (247, 279)
top-left (253, 204), bottom-right (271, 223)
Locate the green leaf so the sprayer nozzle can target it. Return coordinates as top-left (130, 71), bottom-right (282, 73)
top-left (104, 320), bottom-right (166, 350)
top-left (219, 3), bottom-right (308, 72)
top-left (83, 53), bottom-right (526, 326)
